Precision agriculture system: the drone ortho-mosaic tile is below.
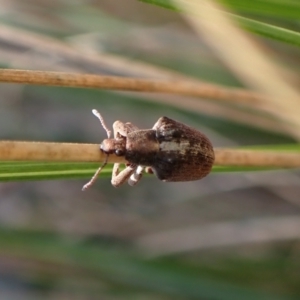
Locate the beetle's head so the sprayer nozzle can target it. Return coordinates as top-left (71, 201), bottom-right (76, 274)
top-left (101, 138), bottom-right (126, 156)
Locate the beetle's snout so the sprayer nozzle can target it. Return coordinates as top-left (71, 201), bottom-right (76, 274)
top-left (101, 138), bottom-right (126, 156)
top-left (100, 139), bottom-right (116, 154)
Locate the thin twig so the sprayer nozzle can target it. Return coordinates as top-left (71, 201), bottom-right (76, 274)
top-left (214, 148), bottom-right (300, 167)
top-left (0, 25), bottom-right (294, 137)
top-left (0, 141), bottom-right (299, 168)
top-left (0, 141), bottom-right (125, 163)
top-left (0, 68), bottom-right (269, 107)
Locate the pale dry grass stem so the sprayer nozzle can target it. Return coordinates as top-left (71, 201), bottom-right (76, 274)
top-left (0, 68), bottom-right (268, 107)
top-left (172, 0), bottom-right (300, 139)
top-left (0, 141), bottom-right (299, 168)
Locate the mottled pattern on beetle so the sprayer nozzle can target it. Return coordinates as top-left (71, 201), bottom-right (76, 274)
top-left (124, 116), bottom-right (214, 182)
top-left (152, 117), bottom-right (214, 181)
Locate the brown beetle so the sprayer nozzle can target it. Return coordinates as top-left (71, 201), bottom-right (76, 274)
top-left (82, 110), bottom-right (214, 190)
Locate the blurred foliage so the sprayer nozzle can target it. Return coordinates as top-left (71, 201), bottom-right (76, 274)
top-left (139, 0), bottom-right (300, 46)
top-left (0, 0), bottom-right (299, 299)
top-left (0, 228), bottom-right (298, 300)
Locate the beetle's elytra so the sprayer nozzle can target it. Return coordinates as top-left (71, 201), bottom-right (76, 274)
top-left (82, 110), bottom-right (214, 190)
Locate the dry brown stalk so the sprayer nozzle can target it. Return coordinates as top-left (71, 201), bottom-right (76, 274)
top-left (214, 148), bottom-right (300, 167)
top-left (0, 141), bottom-right (124, 164)
top-left (0, 68), bottom-right (268, 107)
top-left (0, 141), bottom-right (299, 168)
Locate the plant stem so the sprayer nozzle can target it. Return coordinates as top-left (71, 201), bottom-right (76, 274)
top-left (0, 141), bottom-right (299, 168)
top-left (214, 148), bottom-right (300, 167)
top-left (0, 68), bottom-right (267, 106)
top-left (0, 141), bottom-right (125, 163)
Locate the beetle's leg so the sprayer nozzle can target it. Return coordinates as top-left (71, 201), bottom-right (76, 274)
top-left (110, 121), bottom-right (139, 187)
top-left (113, 121), bottom-right (139, 139)
top-left (128, 165), bottom-right (145, 186)
top-left (112, 162), bottom-right (120, 178)
top-left (112, 162), bottom-right (133, 183)
top-left (111, 164), bottom-right (136, 188)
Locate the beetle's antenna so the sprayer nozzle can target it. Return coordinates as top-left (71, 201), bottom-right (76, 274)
top-left (82, 110), bottom-right (111, 191)
top-left (92, 109), bottom-right (111, 138)
top-left (82, 154), bottom-right (109, 191)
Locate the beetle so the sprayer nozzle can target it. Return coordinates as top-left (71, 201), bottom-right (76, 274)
top-left (82, 109), bottom-right (215, 190)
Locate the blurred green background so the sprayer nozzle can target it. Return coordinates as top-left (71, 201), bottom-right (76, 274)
top-left (0, 0), bottom-right (299, 299)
